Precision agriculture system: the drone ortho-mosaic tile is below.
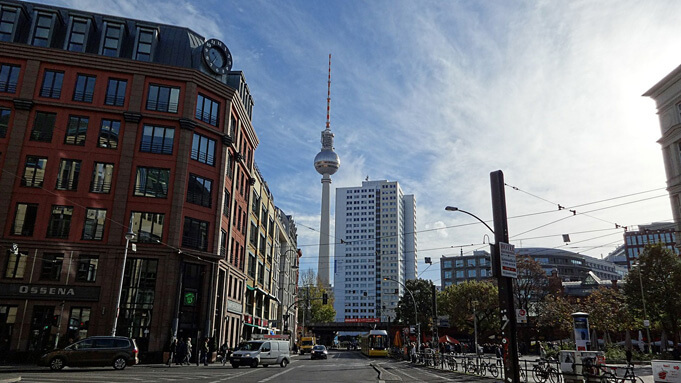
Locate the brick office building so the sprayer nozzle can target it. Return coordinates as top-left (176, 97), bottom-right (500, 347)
top-left (0, 0), bottom-right (257, 360)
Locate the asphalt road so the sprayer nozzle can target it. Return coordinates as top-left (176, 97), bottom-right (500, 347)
top-left (0, 351), bottom-right (655, 383)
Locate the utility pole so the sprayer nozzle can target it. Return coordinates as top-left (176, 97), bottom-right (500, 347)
top-left (491, 170), bottom-right (520, 383)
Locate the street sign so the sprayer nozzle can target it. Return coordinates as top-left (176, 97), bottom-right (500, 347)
top-left (516, 309), bottom-right (527, 324)
top-left (499, 242), bottom-right (517, 278)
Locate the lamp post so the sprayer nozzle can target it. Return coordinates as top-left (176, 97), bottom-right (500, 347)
top-left (383, 277), bottom-right (420, 351)
top-left (472, 300), bottom-right (479, 355)
top-left (633, 261), bottom-right (652, 354)
top-left (111, 229), bottom-right (136, 336)
top-left (445, 206), bottom-right (494, 233)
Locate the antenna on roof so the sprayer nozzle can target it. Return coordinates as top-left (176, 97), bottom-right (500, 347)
top-left (326, 54), bottom-right (331, 131)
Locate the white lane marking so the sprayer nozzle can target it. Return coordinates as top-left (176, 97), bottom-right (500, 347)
top-left (418, 367), bottom-right (449, 380)
top-left (208, 367), bottom-right (260, 382)
top-left (393, 368), bottom-right (418, 381)
top-left (258, 365), bottom-right (300, 382)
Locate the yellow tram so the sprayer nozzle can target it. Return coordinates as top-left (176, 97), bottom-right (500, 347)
top-left (359, 329), bottom-right (389, 357)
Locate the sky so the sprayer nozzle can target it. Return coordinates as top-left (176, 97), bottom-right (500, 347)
top-left (38, 0), bottom-right (681, 286)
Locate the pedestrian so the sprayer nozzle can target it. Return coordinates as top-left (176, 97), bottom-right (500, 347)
top-left (539, 343), bottom-right (546, 359)
top-left (219, 342), bottom-right (229, 365)
top-left (184, 337), bottom-right (193, 365)
top-left (197, 338), bottom-right (209, 366)
top-left (176, 338), bottom-right (187, 365)
top-left (167, 338), bottom-right (178, 366)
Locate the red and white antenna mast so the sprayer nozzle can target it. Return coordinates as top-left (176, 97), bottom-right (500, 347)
top-left (326, 53), bottom-right (331, 130)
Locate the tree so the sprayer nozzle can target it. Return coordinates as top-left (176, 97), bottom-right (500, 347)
top-left (536, 294), bottom-right (574, 340)
top-left (582, 286), bottom-right (633, 340)
top-left (623, 244), bottom-right (681, 342)
top-left (513, 256), bottom-right (548, 312)
top-left (394, 279), bottom-right (435, 331)
top-left (297, 269), bottom-right (335, 325)
top-left (438, 280), bottom-right (499, 339)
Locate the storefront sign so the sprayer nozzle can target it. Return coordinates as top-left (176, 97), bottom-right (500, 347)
top-left (652, 360), bottom-right (681, 382)
top-left (344, 318), bottom-right (380, 323)
top-left (0, 283), bottom-right (100, 301)
top-left (227, 299), bottom-right (242, 314)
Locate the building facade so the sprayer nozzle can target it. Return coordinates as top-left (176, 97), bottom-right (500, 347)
top-left (274, 207), bottom-right (300, 345)
top-left (440, 248), bottom-right (624, 288)
top-left (644, 66), bottom-right (681, 250)
top-left (622, 222), bottom-right (678, 268)
top-left (0, 0), bottom-right (259, 359)
top-left (332, 180), bottom-right (417, 322)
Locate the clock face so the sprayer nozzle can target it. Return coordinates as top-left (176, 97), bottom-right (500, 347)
top-left (202, 38), bottom-right (232, 75)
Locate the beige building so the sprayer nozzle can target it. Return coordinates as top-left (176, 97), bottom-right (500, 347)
top-left (644, 65), bottom-right (681, 249)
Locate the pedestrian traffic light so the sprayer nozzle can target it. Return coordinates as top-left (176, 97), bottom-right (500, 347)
top-left (322, 293), bottom-right (328, 304)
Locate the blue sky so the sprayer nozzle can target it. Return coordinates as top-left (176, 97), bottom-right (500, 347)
top-left (40, 0), bottom-right (681, 285)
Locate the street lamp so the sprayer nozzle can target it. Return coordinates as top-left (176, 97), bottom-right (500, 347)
top-left (445, 206), bottom-right (494, 234)
top-left (111, 229), bottom-right (136, 336)
top-left (632, 261), bottom-right (652, 354)
top-left (383, 277), bottom-right (420, 351)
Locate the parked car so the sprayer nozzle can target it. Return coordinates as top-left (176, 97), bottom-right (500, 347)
top-left (39, 336), bottom-right (139, 371)
top-left (230, 340), bottom-right (291, 368)
top-left (311, 345), bottom-right (328, 360)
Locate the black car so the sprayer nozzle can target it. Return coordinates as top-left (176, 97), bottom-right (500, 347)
top-left (38, 336), bottom-right (139, 370)
top-left (310, 345), bottom-right (328, 360)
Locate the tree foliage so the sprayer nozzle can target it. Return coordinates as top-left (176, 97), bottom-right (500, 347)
top-left (582, 287), bottom-right (633, 334)
top-left (536, 294), bottom-right (574, 340)
top-left (623, 244), bottom-right (681, 340)
top-left (297, 269), bottom-right (335, 324)
top-left (513, 256), bottom-right (548, 312)
top-left (438, 280), bottom-right (499, 339)
top-left (394, 279), bottom-right (435, 330)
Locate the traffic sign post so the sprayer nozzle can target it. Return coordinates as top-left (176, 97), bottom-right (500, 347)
top-left (516, 309), bottom-right (527, 324)
top-left (499, 242), bottom-right (517, 278)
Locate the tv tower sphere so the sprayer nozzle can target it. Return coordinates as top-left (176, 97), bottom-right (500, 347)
top-left (314, 140), bottom-right (340, 175)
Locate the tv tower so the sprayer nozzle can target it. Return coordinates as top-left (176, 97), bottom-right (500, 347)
top-left (313, 54), bottom-right (340, 288)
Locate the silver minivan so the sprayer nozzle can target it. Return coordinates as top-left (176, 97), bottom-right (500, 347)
top-left (230, 340), bottom-right (291, 368)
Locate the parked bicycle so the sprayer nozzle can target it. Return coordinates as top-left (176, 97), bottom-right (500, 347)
top-left (532, 358), bottom-right (562, 383)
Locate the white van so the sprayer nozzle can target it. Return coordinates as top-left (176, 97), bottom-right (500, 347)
top-left (230, 340), bottom-right (291, 368)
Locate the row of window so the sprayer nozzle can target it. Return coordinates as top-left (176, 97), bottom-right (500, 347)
top-left (10, 203), bottom-right (211, 251)
top-left (6, 251), bottom-right (98, 282)
top-left (2, 64), bottom-right (224, 129)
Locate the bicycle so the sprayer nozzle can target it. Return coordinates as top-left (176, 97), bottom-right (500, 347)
top-left (479, 357), bottom-right (499, 378)
top-left (444, 354), bottom-right (458, 371)
top-left (532, 358), bottom-right (562, 383)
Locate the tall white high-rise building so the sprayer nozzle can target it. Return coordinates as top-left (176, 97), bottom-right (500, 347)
top-left (333, 180), bottom-right (417, 322)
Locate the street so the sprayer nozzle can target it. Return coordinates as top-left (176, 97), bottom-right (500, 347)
top-left (2, 350), bottom-right (498, 383)
top-left (1, 350), bottom-right (656, 383)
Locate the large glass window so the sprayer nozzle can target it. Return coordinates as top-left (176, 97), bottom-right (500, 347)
top-left (140, 125), bottom-right (174, 154)
top-left (134, 167), bottom-right (169, 198)
top-left (11, 203), bottom-right (38, 236)
top-left (191, 133), bottom-right (216, 166)
top-left (0, 107), bottom-right (9, 137)
top-left (130, 212), bottom-right (164, 243)
top-left (56, 159), bottom-right (81, 191)
top-left (0, 64), bottom-right (19, 93)
top-left (40, 70), bottom-right (63, 98)
top-left (64, 116), bottom-right (88, 145)
top-left (40, 253), bottom-right (63, 280)
top-left (4, 250), bottom-right (26, 278)
top-left (66, 18), bottom-right (88, 52)
top-left (105, 78), bottom-right (126, 106)
top-left (90, 163), bottom-right (114, 193)
top-left (98, 119), bottom-right (120, 149)
top-left (0, 7), bottom-right (18, 42)
top-left (101, 22), bottom-right (122, 57)
top-left (135, 28), bottom-right (154, 61)
top-left (47, 205), bottom-right (73, 239)
top-left (73, 74), bottom-right (95, 102)
top-left (76, 256), bottom-right (98, 281)
top-left (22, 156), bottom-right (47, 187)
top-left (182, 217), bottom-right (209, 251)
top-left (31, 13), bottom-right (53, 47)
top-left (30, 111), bottom-right (56, 142)
top-left (67, 307), bottom-right (91, 340)
top-left (118, 258), bottom-right (158, 345)
top-left (223, 189), bottom-right (230, 218)
top-left (146, 84), bottom-right (180, 113)
top-left (195, 94), bottom-right (219, 126)
top-left (187, 174), bottom-right (212, 207)
top-left (82, 208), bottom-right (106, 240)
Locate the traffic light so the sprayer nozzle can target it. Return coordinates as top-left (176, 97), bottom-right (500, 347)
top-left (322, 293), bottom-right (328, 304)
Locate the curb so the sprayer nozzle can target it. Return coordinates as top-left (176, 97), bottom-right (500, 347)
top-left (0, 378), bottom-right (21, 383)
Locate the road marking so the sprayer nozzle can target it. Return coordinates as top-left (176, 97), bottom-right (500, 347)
top-left (207, 368), bottom-right (259, 382)
top-left (417, 367), bottom-right (449, 380)
top-left (258, 365), bottom-right (300, 382)
top-left (393, 368), bottom-right (418, 381)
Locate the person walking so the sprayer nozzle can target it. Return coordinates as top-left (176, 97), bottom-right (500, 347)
top-left (184, 337), bottom-right (193, 365)
top-left (167, 338), bottom-right (178, 366)
top-left (197, 338), bottom-right (209, 366)
top-left (176, 338), bottom-right (187, 365)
